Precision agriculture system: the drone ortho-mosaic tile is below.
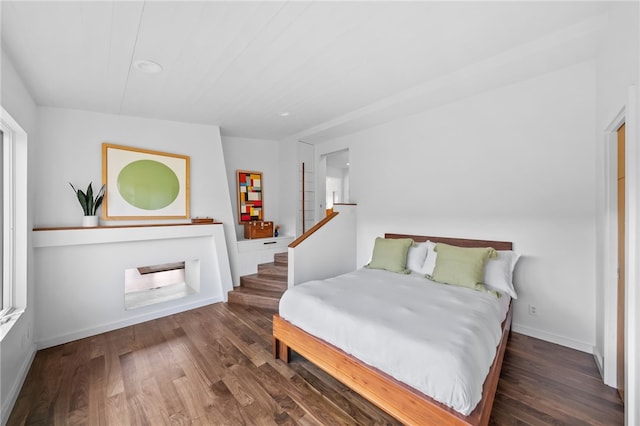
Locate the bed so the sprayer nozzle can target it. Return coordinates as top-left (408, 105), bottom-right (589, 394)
top-left (272, 234), bottom-right (514, 426)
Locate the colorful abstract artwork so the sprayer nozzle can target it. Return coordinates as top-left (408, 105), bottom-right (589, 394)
top-left (102, 143), bottom-right (190, 220)
top-left (237, 170), bottom-right (263, 223)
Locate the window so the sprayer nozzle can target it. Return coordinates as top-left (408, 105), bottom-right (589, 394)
top-left (0, 107), bottom-right (27, 334)
top-left (1, 127), bottom-right (11, 316)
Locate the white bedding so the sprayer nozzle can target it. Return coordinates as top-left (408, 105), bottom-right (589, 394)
top-left (278, 268), bottom-right (511, 415)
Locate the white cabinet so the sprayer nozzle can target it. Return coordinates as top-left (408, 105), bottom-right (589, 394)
top-left (236, 236), bottom-right (294, 278)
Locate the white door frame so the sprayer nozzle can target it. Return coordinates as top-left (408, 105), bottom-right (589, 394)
top-left (624, 85), bottom-right (639, 426)
top-left (602, 107), bottom-right (625, 388)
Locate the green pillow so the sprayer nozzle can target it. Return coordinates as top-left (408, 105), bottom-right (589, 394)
top-left (430, 243), bottom-right (497, 291)
top-left (365, 237), bottom-right (413, 274)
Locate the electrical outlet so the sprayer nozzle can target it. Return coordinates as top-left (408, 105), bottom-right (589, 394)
top-left (528, 304), bottom-right (537, 316)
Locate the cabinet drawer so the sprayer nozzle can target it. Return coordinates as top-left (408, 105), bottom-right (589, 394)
top-left (237, 236), bottom-right (293, 253)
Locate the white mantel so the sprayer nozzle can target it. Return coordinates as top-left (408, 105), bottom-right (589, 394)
top-left (32, 223), bottom-right (232, 348)
top-left (32, 223), bottom-right (226, 247)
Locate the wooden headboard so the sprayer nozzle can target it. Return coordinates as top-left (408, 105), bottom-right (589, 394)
top-left (385, 233), bottom-right (513, 251)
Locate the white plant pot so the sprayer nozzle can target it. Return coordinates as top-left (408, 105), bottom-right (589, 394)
top-left (82, 215), bottom-right (99, 227)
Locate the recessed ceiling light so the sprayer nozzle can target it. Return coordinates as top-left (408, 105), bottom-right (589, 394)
top-left (346, 162), bottom-right (350, 166)
top-left (134, 59), bottom-right (163, 74)
top-left (279, 112), bottom-right (290, 117)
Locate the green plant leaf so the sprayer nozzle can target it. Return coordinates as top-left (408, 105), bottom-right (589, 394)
top-left (93, 185), bottom-right (106, 215)
top-left (94, 195), bottom-right (104, 214)
top-left (76, 189), bottom-right (89, 215)
top-left (86, 183), bottom-right (94, 216)
top-left (70, 182), bottom-right (90, 215)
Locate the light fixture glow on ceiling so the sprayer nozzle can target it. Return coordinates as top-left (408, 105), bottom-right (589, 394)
top-left (279, 112), bottom-right (290, 117)
top-left (134, 59), bottom-right (163, 74)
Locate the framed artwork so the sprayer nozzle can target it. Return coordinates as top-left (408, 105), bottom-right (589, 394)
top-left (102, 143), bottom-right (190, 220)
top-left (237, 170), bottom-right (263, 223)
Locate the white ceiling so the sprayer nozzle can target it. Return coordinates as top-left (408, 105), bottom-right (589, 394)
top-left (1, 1), bottom-right (610, 143)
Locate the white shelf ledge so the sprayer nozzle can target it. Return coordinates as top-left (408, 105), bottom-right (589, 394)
top-left (32, 223), bottom-right (223, 248)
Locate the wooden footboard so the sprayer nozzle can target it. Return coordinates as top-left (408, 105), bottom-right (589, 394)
top-left (273, 304), bottom-right (512, 426)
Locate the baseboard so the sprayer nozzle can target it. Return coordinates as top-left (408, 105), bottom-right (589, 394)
top-left (593, 347), bottom-right (605, 380)
top-left (511, 323), bottom-right (594, 354)
top-left (1, 343), bottom-right (36, 425)
top-left (36, 297), bottom-right (222, 349)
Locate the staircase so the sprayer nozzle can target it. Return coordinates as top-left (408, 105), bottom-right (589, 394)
top-left (227, 252), bottom-right (288, 310)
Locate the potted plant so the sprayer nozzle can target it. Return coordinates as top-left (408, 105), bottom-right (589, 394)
top-left (69, 182), bottom-right (105, 227)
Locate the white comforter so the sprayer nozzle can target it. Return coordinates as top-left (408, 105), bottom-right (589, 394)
top-left (278, 268), bottom-right (511, 415)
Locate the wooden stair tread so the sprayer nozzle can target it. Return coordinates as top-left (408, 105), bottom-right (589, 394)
top-left (274, 252), bottom-right (288, 266)
top-left (228, 251), bottom-right (289, 310)
top-left (255, 263), bottom-right (288, 280)
top-left (240, 274), bottom-right (287, 291)
top-left (240, 274), bottom-right (287, 292)
top-left (227, 287), bottom-right (283, 310)
top-left (229, 286), bottom-right (284, 297)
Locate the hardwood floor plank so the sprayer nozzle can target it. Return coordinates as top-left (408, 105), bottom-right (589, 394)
top-left (491, 392), bottom-right (567, 426)
top-left (206, 379), bottom-right (251, 425)
top-left (503, 341), bottom-right (615, 409)
top-left (8, 348), bottom-right (55, 424)
top-left (254, 363), bottom-right (308, 422)
top-left (53, 340), bottom-right (88, 424)
top-left (254, 359), bottom-right (340, 425)
top-left (105, 392), bottom-right (129, 426)
top-left (223, 363), bottom-right (284, 423)
top-left (7, 303), bottom-right (624, 426)
top-left (104, 327), bottom-right (133, 398)
top-left (135, 376), bottom-right (172, 425)
top-left (171, 375), bottom-right (221, 425)
top-left (119, 351), bottom-right (140, 400)
top-left (290, 360), bottom-right (400, 426)
top-left (500, 364), bottom-right (621, 422)
top-left (168, 326), bottom-right (224, 385)
top-left (88, 355), bottom-right (107, 425)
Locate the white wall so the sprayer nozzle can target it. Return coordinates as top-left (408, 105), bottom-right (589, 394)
top-left (221, 136), bottom-right (283, 238)
top-left (0, 49), bottom-right (38, 424)
top-left (278, 139), bottom-right (300, 238)
top-left (31, 106), bottom-right (237, 319)
top-left (32, 224), bottom-right (231, 348)
top-left (316, 61), bottom-right (597, 352)
top-left (221, 136), bottom-right (286, 285)
top-left (35, 107), bottom-right (235, 229)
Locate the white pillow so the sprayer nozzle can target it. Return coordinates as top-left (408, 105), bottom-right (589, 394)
top-left (483, 250), bottom-right (520, 298)
top-left (406, 242), bottom-right (429, 273)
top-left (421, 241), bottom-right (437, 276)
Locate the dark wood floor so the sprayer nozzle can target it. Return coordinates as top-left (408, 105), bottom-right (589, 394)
top-left (8, 303), bottom-right (623, 425)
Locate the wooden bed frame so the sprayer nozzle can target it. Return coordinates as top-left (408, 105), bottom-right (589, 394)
top-left (273, 234), bottom-right (513, 426)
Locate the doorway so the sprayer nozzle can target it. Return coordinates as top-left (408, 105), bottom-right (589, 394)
top-left (617, 122), bottom-right (626, 401)
top-left (324, 149), bottom-right (350, 216)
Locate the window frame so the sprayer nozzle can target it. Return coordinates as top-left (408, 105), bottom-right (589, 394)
top-left (1, 125), bottom-right (14, 318)
top-left (0, 106), bottom-right (28, 337)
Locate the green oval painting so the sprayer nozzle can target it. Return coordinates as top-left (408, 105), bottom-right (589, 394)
top-left (117, 160), bottom-right (180, 210)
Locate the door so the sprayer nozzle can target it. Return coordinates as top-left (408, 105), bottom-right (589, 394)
top-left (617, 122), bottom-right (626, 401)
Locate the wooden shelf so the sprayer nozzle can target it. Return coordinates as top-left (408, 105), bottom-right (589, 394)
top-left (33, 222), bottom-right (222, 232)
